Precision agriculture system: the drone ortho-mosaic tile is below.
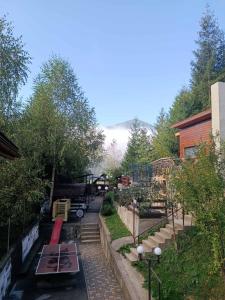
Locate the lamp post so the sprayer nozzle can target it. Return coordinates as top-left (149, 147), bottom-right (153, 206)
top-left (98, 185), bottom-right (101, 196)
top-left (132, 198), bottom-right (137, 244)
top-left (104, 185), bottom-right (109, 199)
top-left (136, 245), bottom-right (162, 300)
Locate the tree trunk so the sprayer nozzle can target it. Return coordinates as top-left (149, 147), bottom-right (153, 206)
top-left (49, 164), bottom-right (56, 211)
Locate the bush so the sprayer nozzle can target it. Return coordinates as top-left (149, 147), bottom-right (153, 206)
top-left (101, 203), bottom-right (115, 216)
top-left (118, 243), bottom-right (132, 257)
top-left (104, 194), bottom-right (113, 206)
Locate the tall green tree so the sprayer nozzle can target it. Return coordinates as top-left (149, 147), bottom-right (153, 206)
top-left (122, 119), bottom-right (152, 171)
top-left (191, 7), bottom-right (225, 107)
top-left (151, 109), bottom-right (178, 160)
top-left (21, 56), bottom-right (104, 182)
top-left (152, 8), bottom-right (225, 160)
top-left (0, 16), bottom-right (30, 124)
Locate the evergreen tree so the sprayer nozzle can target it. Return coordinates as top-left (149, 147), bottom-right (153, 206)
top-left (191, 7), bottom-right (225, 107)
top-left (122, 119), bottom-right (152, 171)
top-left (151, 109), bottom-right (178, 160)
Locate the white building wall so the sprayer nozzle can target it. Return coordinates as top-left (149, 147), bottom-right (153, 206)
top-left (211, 82), bottom-right (225, 145)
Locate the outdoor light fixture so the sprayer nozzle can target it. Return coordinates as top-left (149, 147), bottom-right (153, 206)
top-left (154, 246), bottom-right (162, 257)
top-left (136, 245), bottom-right (162, 300)
top-left (105, 186), bottom-right (109, 191)
top-left (136, 244), bottom-right (144, 260)
top-left (98, 186), bottom-right (101, 190)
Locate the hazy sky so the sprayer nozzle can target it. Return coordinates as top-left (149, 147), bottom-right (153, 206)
top-left (1, 0), bottom-right (225, 126)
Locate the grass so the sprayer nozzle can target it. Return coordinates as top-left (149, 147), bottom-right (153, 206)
top-left (118, 243), bottom-right (133, 256)
top-left (104, 211), bottom-right (131, 240)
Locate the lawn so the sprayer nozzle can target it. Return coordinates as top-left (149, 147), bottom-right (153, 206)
top-left (104, 211), bottom-right (131, 240)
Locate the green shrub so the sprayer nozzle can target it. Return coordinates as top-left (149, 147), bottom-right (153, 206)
top-left (104, 194), bottom-right (113, 205)
top-left (101, 203), bottom-right (114, 216)
top-left (118, 243), bottom-right (133, 257)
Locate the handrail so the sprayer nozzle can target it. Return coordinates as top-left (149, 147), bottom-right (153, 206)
top-left (136, 204), bottom-right (184, 244)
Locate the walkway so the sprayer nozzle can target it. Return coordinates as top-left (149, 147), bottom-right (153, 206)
top-left (80, 196), bottom-right (124, 300)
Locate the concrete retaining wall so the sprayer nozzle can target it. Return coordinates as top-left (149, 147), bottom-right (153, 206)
top-left (99, 215), bottom-right (132, 300)
top-left (116, 204), bottom-right (161, 238)
top-left (116, 205), bottom-right (139, 236)
top-left (99, 215), bottom-right (148, 300)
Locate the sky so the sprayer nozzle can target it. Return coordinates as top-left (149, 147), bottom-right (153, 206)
top-left (1, 0), bottom-right (225, 126)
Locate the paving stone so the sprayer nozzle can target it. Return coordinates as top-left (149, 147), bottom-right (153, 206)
top-left (80, 243), bottom-right (124, 300)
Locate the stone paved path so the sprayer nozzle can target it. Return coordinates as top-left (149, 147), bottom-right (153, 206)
top-left (80, 243), bottom-right (124, 300)
top-left (80, 196), bottom-right (124, 300)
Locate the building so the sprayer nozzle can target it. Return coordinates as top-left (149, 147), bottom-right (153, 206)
top-left (172, 82), bottom-right (225, 159)
top-left (0, 130), bottom-right (20, 159)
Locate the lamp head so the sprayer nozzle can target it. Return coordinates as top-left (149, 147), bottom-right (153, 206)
top-left (136, 245), bottom-right (144, 255)
top-left (98, 186), bottom-right (101, 190)
top-left (105, 186), bottom-right (109, 191)
top-left (153, 247), bottom-right (162, 256)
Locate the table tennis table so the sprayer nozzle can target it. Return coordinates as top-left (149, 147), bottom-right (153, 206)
top-left (35, 243), bottom-right (79, 275)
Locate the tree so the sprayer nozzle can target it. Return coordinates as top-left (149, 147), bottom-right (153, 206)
top-left (21, 56), bottom-right (104, 183)
top-left (173, 142), bottom-right (225, 273)
top-left (122, 119), bottom-right (153, 171)
top-left (169, 87), bottom-right (202, 124)
top-left (151, 109), bottom-right (178, 160)
top-left (0, 16), bottom-right (30, 123)
top-left (152, 8), bottom-right (225, 161)
top-left (191, 7), bottom-right (225, 107)
top-left (103, 139), bottom-right (123, 173)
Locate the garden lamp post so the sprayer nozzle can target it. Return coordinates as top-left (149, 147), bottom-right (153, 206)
top-left (98, 185), bottom-right (101, 196)
top-left (104, 185), bottom-right (109, 199)
top-left (132, 198), bottom-right (137, 244)
top-left (136, 245), bottom-right (162, 300)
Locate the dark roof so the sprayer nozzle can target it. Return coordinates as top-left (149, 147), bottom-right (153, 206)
top-left (0, 131), bottom-right (20, 159)
top-left (171, 109), bottom-right (211, 130)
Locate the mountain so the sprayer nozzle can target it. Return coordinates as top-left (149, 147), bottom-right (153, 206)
top-left (92, 119), bottom-right (153, 175)
top-left (106, 118), bottom-right (153, 130)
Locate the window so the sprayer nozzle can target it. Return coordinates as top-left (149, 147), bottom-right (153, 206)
top-left (184, 146), bottom-right (198, 159)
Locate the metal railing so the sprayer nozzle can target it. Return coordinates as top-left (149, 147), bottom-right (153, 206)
top-left (135, 204), bottom-right (185, 245)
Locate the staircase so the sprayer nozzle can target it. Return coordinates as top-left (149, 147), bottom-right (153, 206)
top-left (80, 223), bottom-right (100, 243)
top-left (125, 214), bottom-right (193, 262)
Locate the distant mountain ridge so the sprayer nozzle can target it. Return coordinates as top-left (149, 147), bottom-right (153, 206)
top-left (106, 118), bottom-right (153, 130)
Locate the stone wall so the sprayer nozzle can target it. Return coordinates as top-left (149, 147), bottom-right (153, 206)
top-left (116, 204), bottom-right (160, 238)
top-left (116, 204), bottom-right (139, 236)
top-left (99, 215), bottom-right (148, 300)
top-left (99, 215), bottom-right (133, 300)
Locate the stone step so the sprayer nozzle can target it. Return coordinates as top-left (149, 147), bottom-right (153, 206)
top-left (81, 224), bottom-right (99, 230)
top-left (81, 227), bottom-right (100, 233)
top-left (125, 252), bottom-right (137, 262)
top-left (81, 234), bottom-right (100, 240)
top-left (142, 239), bottom-right (156, 250)
top-left (160, 227), bottom-right (174, 236)
top-left (81, 239), bottom-right (100, 243)
top-left (166, 223), bottom-right (183, 232)
top-left (130, 247), bottom-right (139, 259)
top-left (147, 236), bottom-right (162, 247)
top-left (81, 232), bottom-right (100, 237)
top-left (149, 235), bottom-right (164, 245)
top-left (174, 218), bottom-right (192, 227)
top-left (156, 231), bottom-right (172, 241)
top-left (81, 222), bottom-right (99, 226)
